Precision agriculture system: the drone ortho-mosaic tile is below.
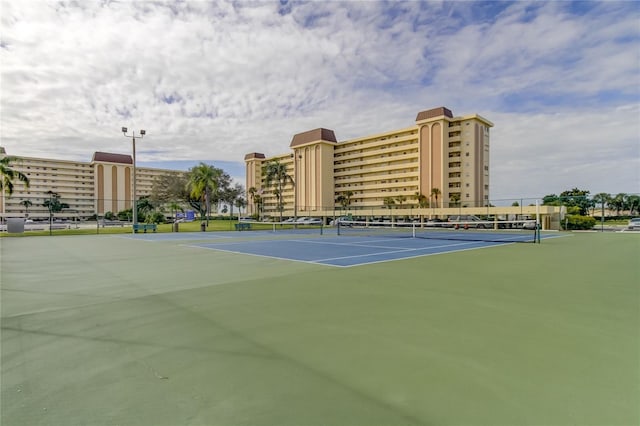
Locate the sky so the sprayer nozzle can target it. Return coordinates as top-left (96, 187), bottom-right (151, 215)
top-left (1, 0), bottom-right (639, 202)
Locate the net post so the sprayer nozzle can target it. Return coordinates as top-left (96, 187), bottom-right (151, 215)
top-left (536, 200), bottom-right (541, 244)
top-left (412, 222), bottom-right (416, 238)
top-left (320, 223), bottom-right (323, 235)
top-left (337, 221), bottom-right (341, 236)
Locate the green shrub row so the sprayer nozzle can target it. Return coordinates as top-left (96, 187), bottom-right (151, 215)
top-left (562, 215), bottom-right (597, 230)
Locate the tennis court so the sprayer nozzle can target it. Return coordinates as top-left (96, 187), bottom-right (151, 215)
top-left (125, 220), bottom-right (554, 267)
top-left (1, 231), bottom-right (638, 425)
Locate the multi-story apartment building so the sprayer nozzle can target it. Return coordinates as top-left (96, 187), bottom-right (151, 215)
top-left (245, 107), bottom-right (493, 216)
top-left (0, 147), bottom-right (184, 219)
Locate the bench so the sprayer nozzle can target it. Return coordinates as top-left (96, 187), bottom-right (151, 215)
top-left (234, 222), bottom-right (252, 231)
top-left (133, 223), bottom-right (157, 233)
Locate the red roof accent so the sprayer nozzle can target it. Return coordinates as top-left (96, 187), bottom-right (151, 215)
top-left (244, 152), bottom-right (266, 161)
top-left (92, 152), bottom-right (133, 164)
top-left (290, 128), bottom-right (337, 147)
top-left (416, 107), bottom-right (453, 121)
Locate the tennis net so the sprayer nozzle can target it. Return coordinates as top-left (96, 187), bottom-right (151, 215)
top-left (337, 219), bottom-right (540, 243)
top-left (237, 220), bottom-right (324, 235)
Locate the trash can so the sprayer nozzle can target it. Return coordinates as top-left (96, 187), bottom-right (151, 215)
top-left (200, 222), bottom-right (206, 232)
top-left (173, 222), bottom-right (179, 232)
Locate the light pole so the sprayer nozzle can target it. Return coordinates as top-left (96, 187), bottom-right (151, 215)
top-left (122, 127), bottom-right (145, 232)
top-left (46, 190), bottom-right (54, 236)
top-left (291, 152), bottom-right (302, 223)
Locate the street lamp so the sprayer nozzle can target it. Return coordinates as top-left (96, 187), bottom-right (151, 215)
top-left (122, 127), bottom-right (145, 232)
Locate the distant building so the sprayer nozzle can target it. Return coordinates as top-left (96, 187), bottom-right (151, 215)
top-left (0, 147), bottom-right (184, 218)
top-left (245, 106), bottom-right (493, 216)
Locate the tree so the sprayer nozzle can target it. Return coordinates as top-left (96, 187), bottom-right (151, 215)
top-left (188, 163), bottom-right (223, 225)
top-left (253, 194), bottom-right (264, 219)
top-left (559, 188), bottom-right (592, 216)
top-left (136, 197), bottom-right (155, 222)
top-left (383, 196), bottom-right (396, 209)
top-left (1, 156), bottom-right (29, 195)
top-left (592, 193), bottom-right (611, 216)
top-left (263, 160), bottom-right (294, 223)
top-left (335, 190), bottom-right (354, 211)
top-left (430, 188), bottom-right (441, 208)
top-left (235, 196), bottom-right (247, 216)
top-left (221, 183), bottom-right (244, 219)
top-left (43, 193), bottom-right (69, 213)
top-left (542, 194), bottom-right (561, 206)
top-left (627, 195), bottom-right (640, 216)
top-left (20, 199), bottom-right (33, 215)
top-left (449, 193), bottom-right (461, 207)
top-left (247, 186), bottom-right (258, 215)
top-left (150, 173), bottom-right (189, 203)
top-left (168, 202), bottom-right (184, 222)
top-left (608, 193), bottom-right (627, 216)
top-left (396, 195), bottom-right (407, 208)
top-left (511, 201), bottom-right (520, 207)
top-left (414, 192), bottom-right (428, 208)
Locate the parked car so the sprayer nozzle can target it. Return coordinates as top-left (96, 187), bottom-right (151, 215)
top-left (628, 218), bottom-right (640, 230)
top-left (425, 218), bottom-right (445, 227)
top-left (329, 216), bottom-right (353, 226)
top-left (295, 217), bottom-right (323, 225)
top-left (444, 215), bottom-right (487, 229)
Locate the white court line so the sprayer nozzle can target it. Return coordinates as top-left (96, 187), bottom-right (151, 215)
top-left (333, 242), bottom-right (514, 268)
top-left (313, 240), bottom-right (481, 262)
top-left (181, 244), bottom-right (332, 267)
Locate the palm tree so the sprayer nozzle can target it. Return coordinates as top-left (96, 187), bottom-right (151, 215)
top-left (450, 193), bottom-right (461, 207)
top-left (383, 196), bottom-right (396, 209)
top-left (235, 197), bottom-right (247, 216)
top-left (592, 193), bottom-right (611, 216)
top-left (414, 192), bottom-right (428, 208)
top-left (609, 193), bottom-right (627, 216)
top-left (168, 201), bottom-right (184, 222)
top-left (263, 160), bottom-right (293, 223)
top-left (430, 188), bottom-right (441, 208)
top-left (253, 194), bottom-right (263, 219)
top-left (1, 156), bottom-right (29, 195)
top-left (627, 194), bottom-right (640, 216)
top-left (188, 163), bottom-right (222, 225)
top-left (20, 199), bottom-right (33, 216)
top-left (136, 197), bottom-right (155, 222)
top-left (247, 186), bottom-right (257, 215)
top-left (222, 183), bottom-right (244, 219)
top-left (396, 195), bottom-right (407, 208)
top-left (335, 190), bottom-right (354, 211)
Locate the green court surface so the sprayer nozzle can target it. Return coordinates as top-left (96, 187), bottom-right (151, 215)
top-left (1, 232), bottom-right (638, 425)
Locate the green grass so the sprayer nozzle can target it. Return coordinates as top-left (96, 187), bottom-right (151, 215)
top-left (0, 219), bottom-right (253, 237)
top-left (1, 232), bottom-right (638, 425)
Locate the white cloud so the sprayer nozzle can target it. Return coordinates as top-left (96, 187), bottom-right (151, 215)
top-left (1, 0), bottom-right (638, 199)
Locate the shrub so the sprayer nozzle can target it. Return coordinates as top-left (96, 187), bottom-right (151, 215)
top-left (148, 211), bottom-right (166, 224)
top-left (562, 215), bottom-right (596, 230)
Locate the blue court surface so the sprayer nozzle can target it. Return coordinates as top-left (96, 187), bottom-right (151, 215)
top-left (187, 235), bottom-right (519, 267)
top-left (120, 229), bottom-right (557, 267)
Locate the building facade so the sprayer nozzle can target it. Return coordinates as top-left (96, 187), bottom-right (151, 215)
top-left (245, 107), bottom-right (493, 217)
top-left (0, 147), bottom-right (183, 219)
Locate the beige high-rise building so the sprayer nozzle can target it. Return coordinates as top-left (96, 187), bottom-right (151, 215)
top-left (245, 107), bottom-right (493, 217)
top-left (0, 147), bottom-right (184, 219)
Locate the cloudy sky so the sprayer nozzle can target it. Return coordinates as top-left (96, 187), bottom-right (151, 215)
top-left (1, 0), bottom-right (638, 202)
